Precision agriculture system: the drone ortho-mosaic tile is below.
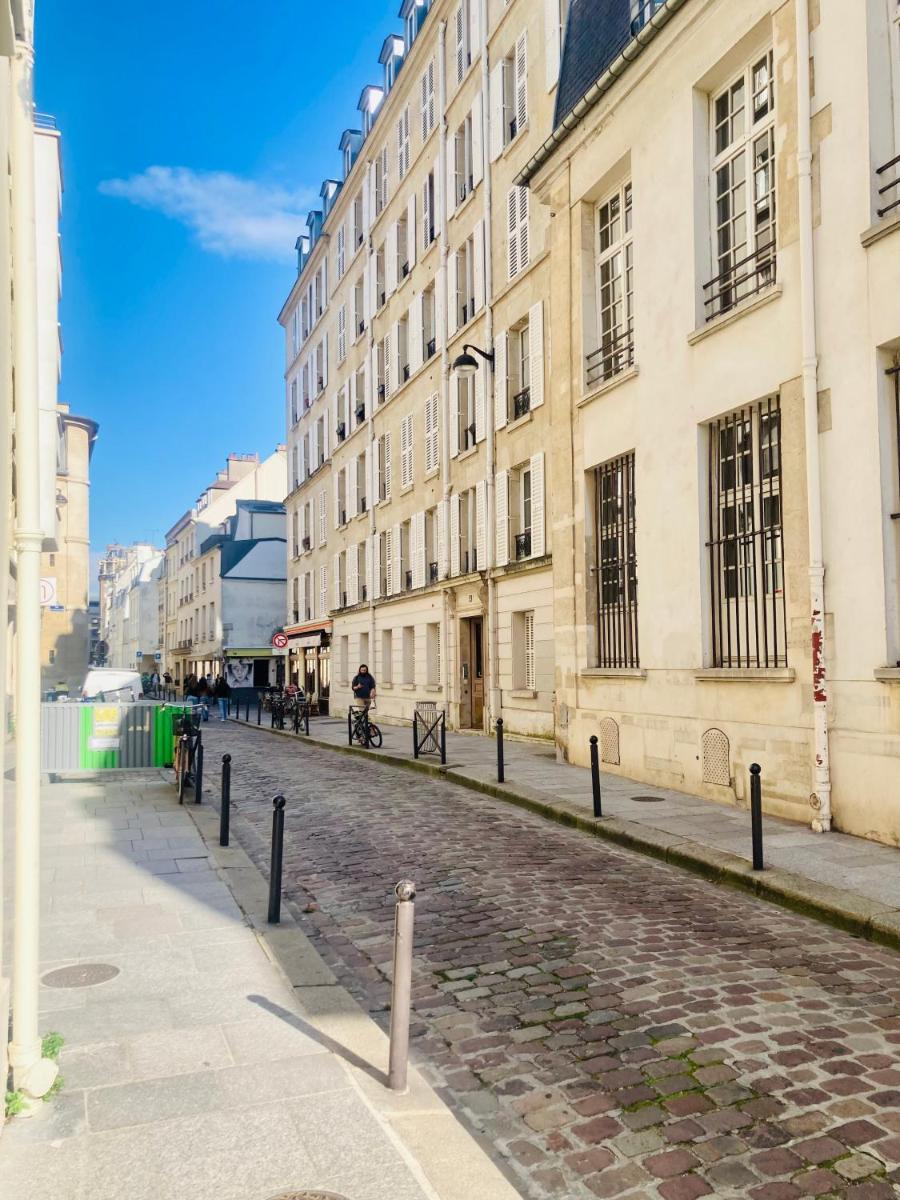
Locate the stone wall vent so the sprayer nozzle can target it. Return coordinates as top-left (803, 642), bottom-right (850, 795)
top-left (702, 727), bottom-right (731, 786)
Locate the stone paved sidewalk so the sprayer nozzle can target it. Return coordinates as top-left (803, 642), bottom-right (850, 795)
top-left (0, 768), bottom-right (520, 1200)
top-left (201, 719), bottom-right (900, 1200)
top-left (231, 708), bottom-right (900, 946)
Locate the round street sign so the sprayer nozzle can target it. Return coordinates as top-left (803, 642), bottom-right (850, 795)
top-left (272, 632), bottom-right (289, 649)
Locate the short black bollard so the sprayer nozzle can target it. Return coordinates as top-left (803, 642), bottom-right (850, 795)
top-left (257, 694), bottom-right (261, 725)
top-left (750, 762), bottom-right (764, 870)
top-left (412, 712), bottom-right (419, 759)
top-left (589, 735), bottom-right (603, 818)
top-left (220, 753), bottom-right (231, 846)
top-left (440, 714), bottom-right (446, 765)
top-left (496, 717), bottom-right (505, 783)
top-left (194, 739), bottom-right (204, 804)
top-left (178, 733), bottom-right (189, 803)
top-left (303, 704), bottom-right (310, 736)
top-left (270, 701), bottom-right (275, 729)
top-left (267, 794), bottom-right (286, 924)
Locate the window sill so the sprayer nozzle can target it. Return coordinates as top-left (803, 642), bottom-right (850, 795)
top-left (688, 286), bottom-right (782, 345)
top-left (577, 365), bottom-right (639, 409)
top-left (424, 683), bottom-right (442, 693)
top-left (401, 682), bottom-right (416, 691)
top-left (456, 445), bottom-right (480, 463)
top-left (509, 688), bottom-right (537, 699)
top-left (400, 483), bottom-right (415, 496)
top-left (338, 678), bottom-right (349, 687)
top-left (380, 681), bottom-right (394, 690)
top-left (500, 123), bottom-right (528, 161)
top-left (693, 667), bottom-right (795, 683)
top-left (874, 668), bottom-right (900, 683)
top-left (355, 510), bottom-right (369, 522)
top-left (450, 186), bottom-right (479, 220)
top-left (448, 304), bottom-right (484, 345)
top-left (580, 667), bottom-right (646, 680)
top-left (506, 409), bottom-right (534, 434)
top-left (861, 211), bottom-right (900, 248)
top-left (424, 466), bottom-right (440, 482)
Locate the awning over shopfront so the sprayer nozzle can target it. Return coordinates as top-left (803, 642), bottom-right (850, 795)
top-left (285, 621), bottom-right (331, 648)
top-left (223, 647), bottom-right (274, 658)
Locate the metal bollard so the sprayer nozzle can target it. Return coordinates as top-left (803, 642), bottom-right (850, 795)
top-left (412, 712), bottom-right (418, 759)
top-left (178, 733), bottom-right (189, 803)
top-left (194, 740), bottom-right (204, 805)
top-left (257, 694), bottom-right (262, 725)
top-left (440, 714), bottom-right (446, 766)
top-left (220, 754), bottom-right (231, 846)
top-left (388, 879), bottom-right (416, 1092)
top-left (750, 763), bottom-right (764, 870)
top-left (589, 735), bottom-right (603, 818)
top-left (496, 718), bottom-right (505, 783)
top-left (267, 794), bottom-right (286, 924)
top-left (270, 701), bottom-right (275, 729)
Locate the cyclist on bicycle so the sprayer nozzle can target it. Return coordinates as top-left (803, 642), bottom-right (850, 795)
top-left (351, 664), bottom-right (377, 711)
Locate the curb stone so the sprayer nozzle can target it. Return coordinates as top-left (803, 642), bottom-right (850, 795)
top-left (227, 718), bottom-right (900, 955)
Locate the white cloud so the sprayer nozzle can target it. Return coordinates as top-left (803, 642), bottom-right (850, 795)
top-left (99, 166), bottom-right (315, 261)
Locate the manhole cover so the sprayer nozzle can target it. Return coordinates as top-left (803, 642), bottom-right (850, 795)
top-left (41, 963), bottom-right (120, 989)
top-left (267, 1193), bottom-right (350, 1200)
top-left (631, 795), bottom-right (666, 803)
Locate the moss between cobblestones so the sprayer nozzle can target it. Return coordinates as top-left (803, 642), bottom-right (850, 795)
top-left (231, 719), bottom-right (900, 955)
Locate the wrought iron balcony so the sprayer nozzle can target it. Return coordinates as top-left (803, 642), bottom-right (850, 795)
top-left (361, 584), bottom-right (368, 601)
top-left (403, 363), bottom-right (411, 382)
top-left (401, 261), bottom-right (410, 278)
top-left (512, 387), bottom-right (531, 420)
top-left (405, 569), bottom-right (413, 591)
top-left (515, 530), bottom-right (532, 560)
top-left (339, 509), bottom-right (347, 526)
top-left (359, 495), bottom-right (367, 513)
top-left (702, 240), bottom-right (776, 321)
top-left (336, 422), bottom-right (346, 442)
top-left (426, 336), bottom-right (436, 359)
top-left (355, 403), bottom-right (366, 423)
top-left (586, 326), bottom-right (635, 388)
top-left (876, 153), bottom-right (900, 220)
top-left (302, 536), bottom-right (311, 551)
top-left (429, 561), bottom-right (438, 583)
top-left (508, 116), bottom-right (518, 141)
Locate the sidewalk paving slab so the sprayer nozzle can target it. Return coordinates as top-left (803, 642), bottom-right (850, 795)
top-left (0, 768), bottom-right (522, 1200)
top-left (228, 711), bottom-right (900, 951)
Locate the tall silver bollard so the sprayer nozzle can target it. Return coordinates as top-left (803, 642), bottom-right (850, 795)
top-left (388, 879), bottom-right (416, 1092)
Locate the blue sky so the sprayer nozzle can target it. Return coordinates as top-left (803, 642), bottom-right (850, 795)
top-left (36, 0), bottom-right (399, 587)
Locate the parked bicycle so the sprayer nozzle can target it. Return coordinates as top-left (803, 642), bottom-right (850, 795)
top-left (348, 703), bottom-right (382, 749)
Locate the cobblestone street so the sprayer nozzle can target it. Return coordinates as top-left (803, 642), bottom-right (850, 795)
top-left (202, 720), bottom-right (900, 1200)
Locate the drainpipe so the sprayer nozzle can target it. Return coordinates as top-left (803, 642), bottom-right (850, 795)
top-left (795, 0), bottom-right (831, 831)
top-left (438, 20), bottom-right (454, 718)
top-left (480, 0), bottom-right (499, 727)
top-left (8, 29), bottom-right (58, 1098)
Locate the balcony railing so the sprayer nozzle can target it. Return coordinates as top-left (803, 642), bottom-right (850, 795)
top-left (355, 404), bottom-right (366, 423)
top-left (702, 240), bottom-right (776, 321)
top-left (876, 153), bottom-right (900, 220)
top-left (461, 422), bottom-right (477, 452)
top-left (339, 508), bottom-right (347, 526)
top-left (461, 548), bottom-right (478, 573)
top-left (426, 336), bottom-right (436, 359)
top-left (358, 319), bottom-right (365, 336)
top-left (378, 384), bottom-right (386, 402)
top-left (512, 387), bottom-right (531, 420)
top-left (515, 530), bottom-right (532, 560)
top-left (586, 325), bottom-right (635, 388)
top-left (508, 116), bottom-right (518, 141)
top-left (358, 495), bottom-right (367, 513)
top-left (405, 569), bottom-right (413, 591)
top-left (401, 260), bottom-right (410, 278)
top-left (361, 583), bottom-right (368, 601)
top-left (302, 536), bottom-right (311, 551)
top-left (429, 561), bottom-right (439, 583)
top-left (341, 591), bottom-right (347, 608)
top-left (460, 301), bottom-right (470, 326)
top-left (336, 422), bottom-right (346, 442)
top-left (403, 363), bottom-right (411, 382)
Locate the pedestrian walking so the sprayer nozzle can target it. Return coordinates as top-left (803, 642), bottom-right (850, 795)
top-left (213, 674), bottom-right (230, 721)
top-left (196, 674), bottom-right (210, 722)
top-left (351, 664), bottom-right (377, 711)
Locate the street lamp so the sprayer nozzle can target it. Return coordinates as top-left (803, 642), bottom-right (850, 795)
top-left (452, 343), bottom-right (494, 377)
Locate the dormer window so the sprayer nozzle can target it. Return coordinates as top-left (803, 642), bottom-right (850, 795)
top-left (343, 144), bottom-right (353, 177)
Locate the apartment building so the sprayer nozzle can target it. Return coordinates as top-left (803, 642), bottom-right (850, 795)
top-left (511, 0), bottom-right (900, 844)
top-left (162, 449), bottom-right (287, 685)
top-left (279, 0), bottom-right (566, 731)
top-left (98, 544), bottom-right (164, 674)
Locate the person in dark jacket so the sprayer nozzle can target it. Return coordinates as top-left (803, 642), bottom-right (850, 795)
top-left (351, 664), bottom-right (377, 711)
top-left (213, 675), bottom-right (230, 721)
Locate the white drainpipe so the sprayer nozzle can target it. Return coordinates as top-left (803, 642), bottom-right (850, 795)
top-left (795, 0), bottom-right (832, 830)
top-left (437, 20), bottom-right (454, 718)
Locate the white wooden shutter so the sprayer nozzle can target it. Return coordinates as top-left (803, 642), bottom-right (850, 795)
top-left (318, 489), bottom-right (327, 544)
top-left (472, 91), bottom-right (484, 186)
top-left (372, 532), bottom-right (382, 600)
top-left (489, 63), bottom-right (504, 162)
top-left (321, 413), bottom-right (329, 461)
top-left (386, 222), bottom-right (398, 295)
top-left (495, 470), bottom-right (509, 565)
top-left (425, 393), bottom-right (439, 473)
top-left (338, 305), bottom-right (346, 362)
top-left (380, 146), bottom-right (389, 210)
top-left (322, 332), bottom-right (329, 389)
top-left (475, 480), bottom-right (486, 571)
top-left (347, 544), bottom-right (359, 606)
top-left (545, 0), bottom-right (561, 91)
top-left (363, 445), bottom-right (372, 510)
top-left (407, 193), bottom-right (417, 267)
top-left (494, 331), bottom-right (508, 430)
top-left (363, 354), bottom-right (372, 419)
top-left (334, 553), bottom-right (341, 609)
top-left (437, 499), bottom-right (449, 578)
top-left (333, 471), bottom-right (341, 530)
top-left (474, 219), bottom-right (485, 311)
top-left (435, 263), bottom-right (445, 350)
top-left (422, 174), bottom-right (432, 247)
top-left (447, 253), bottom-right (458, 336)
top-left (384, 524), bottom-right (395, 593)
top-left (401, 413), bottom-right (413, 488)
top-left (384, 327), bottom-right (394, 399)
top-left (310, 421), bottom-right (319, 473)
top-left (530, 452), bottom-right (545, 557)
top-left (408, 292), bottom-right (424, 374)
top-left (363, 258), bottom-right (373, 323)
top-left (507, 187), bottom-right (519, 279)
top-left (449, 494), bottom-right (461, 576)
top-left (373, 438), bottom-right (381, 504)
top-left (319, 564), bottom-right (328, 618)
top-left (474, 363), bottom-right (486, 443)
top-left (519, 185), bottom-right (530, 269)
top-left (450, 375), bottom-right (460, 458)
top-left (391, 321), bottom-right (402, 395)
top-left (349, 454), bottom-right (358, 516)
top-left (370, 343), bottom-right (380, 408)
top-left (515, 31), bottom-right (528, 131)
top-left (446, 140), bottom-right (457, 218)
top-left (529, 301), bottom-right (544, 409)
top-left (413, 511), bottom-right (426, 589)
top-left (383, 431), bottom-right (392, 500)
top-left (363, 164), bottom-right (372, 234)
top-left (454, 2), bottom-right (465, 83)
top-left (469, 0), bottom-right (481, 61)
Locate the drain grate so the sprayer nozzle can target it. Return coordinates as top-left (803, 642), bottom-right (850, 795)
top-left (41, 963), bottom-right (120, 989)
top-left (631, 795), bottom-right (665, 803)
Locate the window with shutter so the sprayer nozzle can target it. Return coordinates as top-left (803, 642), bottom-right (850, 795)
top-left (507, 186), bottom-right (529, 279)
top-left (425, 393), bottom-right (439, 473)
top-left (455, 2), bottom-right (466, 84)
top-left (398, 106), bottom-right (411, 179)
top-left (337, 225), bottom-right (345, 278)
top-left (337, 305), bottom-right (346, 363)
top-left (495, 470), bottom-right (509, 565)
top-left (421, 60), bottom-right (436, 141)
top-left (401, 414), bottom-right (414, 488)
top-left (525, 611), bottom-right (535, 689)
top-left (514, 32), bottom-right (528, 133)
top-left (318, 491), bottom-right (327, 545)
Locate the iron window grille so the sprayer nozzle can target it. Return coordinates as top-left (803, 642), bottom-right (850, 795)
top-left (876, 153), bottom-right (900, 220)
top-left (890, 365), bottom-right (900, 522)
top-left (595, 452), bottom-right (639, 669)
top-left (359, 495), bottom-right (367, 513)
top-left (705, 51), bottom-right (776, 320)
top-left (426, 336), bottom-right (436, 358)
top-left (358, 319), bottom-right (366, 336)
top-left (515, 531), bottom-right (532, 560)
top-left (707, 395), bottom-right (787, 669)
top-left (403, 363), bottom-right (411, 382)
top-left (429, 561), bottom-right (438, 582)
top-left (336, 422), bottom-right (346, 442)
top-left (355, 404), bottom-right (366, 423)
top-left (405, 569), bottom-right (413, 590)
top-left (513, 387), bottom-right (531, 420)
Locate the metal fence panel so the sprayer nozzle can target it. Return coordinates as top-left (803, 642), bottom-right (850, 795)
top-left (40, 701), bottom-right (176, 772)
